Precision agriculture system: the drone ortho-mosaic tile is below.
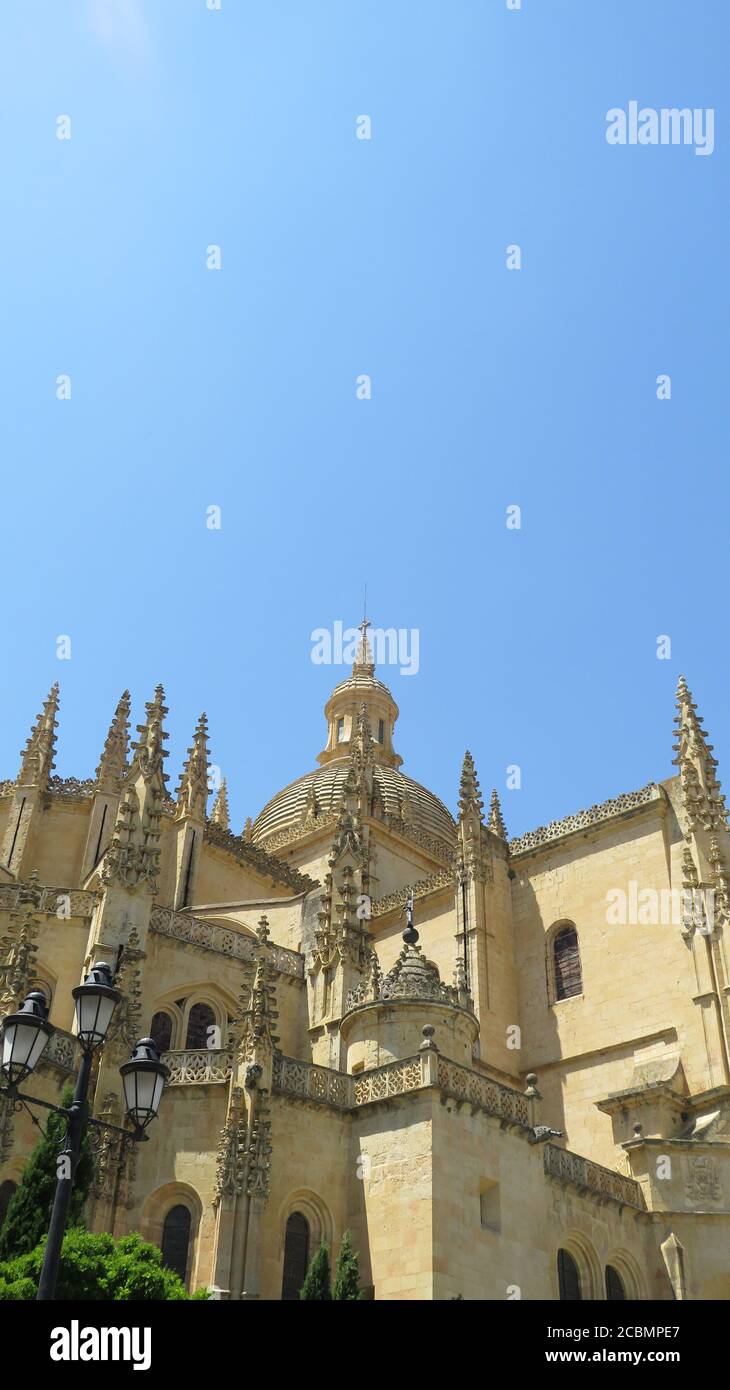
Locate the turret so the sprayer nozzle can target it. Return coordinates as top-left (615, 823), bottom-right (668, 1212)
top-left (340, 904), bottom-right (478, 1070)
top-left (81, 691), bottom-right (130, 880)
top-left (172, 712), bottom-right (210, 909)
top-left (455, 750), bottom-right (519, 1077)
top-left (1, 685), bottom-right (59, 877)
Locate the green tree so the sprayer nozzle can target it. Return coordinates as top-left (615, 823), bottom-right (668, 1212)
top-left (0, 1083), bottom-right (95, 1260)
top-left (0, 1229), bottom-right (209, 1300)
top-left (299, 1241), bottom-right (332, 1300)
top-left (332, 1230), bottom-right (361, 1301)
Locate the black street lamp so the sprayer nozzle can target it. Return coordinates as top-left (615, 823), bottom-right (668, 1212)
top-left (0, 962), bottom-right (169, 1301)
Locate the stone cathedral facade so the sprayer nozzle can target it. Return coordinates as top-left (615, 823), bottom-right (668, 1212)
top-left (1, 627), bottom-right (729, 1300)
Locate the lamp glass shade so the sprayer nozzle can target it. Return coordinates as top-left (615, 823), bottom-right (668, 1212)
top-left (72, 963), bottom-right (120, 1048)
top-left (120, 1038), bottom-right (169, 1130)
top-left (1, 991), bottom-right (53, 1086)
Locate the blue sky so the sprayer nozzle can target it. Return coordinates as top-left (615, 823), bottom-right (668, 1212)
top-left (0, 0), bottom-right (727, 839)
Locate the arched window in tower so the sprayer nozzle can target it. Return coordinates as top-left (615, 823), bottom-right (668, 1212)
top-left (150, 1010), bottom-right (173, 1054)
top-left (161, 1205), bottom-right (191, 1284)
top-left (186, 1002), bottom-right (217, 1049)
top-left (0, 1180), bottom-right (17, 1230)
top-left (605, 1264), bottom-right (626, 1301)
top-left (337, 717), bottom-right (345, 743)
top-left (552, 924), bottom-right (582, 1001)
top-left (557, 1248), bottom-right (582, 1301)
top-left (281, 1211), bottom-right (310, 1300)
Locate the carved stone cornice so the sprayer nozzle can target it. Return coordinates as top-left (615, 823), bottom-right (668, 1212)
top-left (370, 868), bottom-right (454, 919)
top-left (203, 821), bottom-right (317, 894)
top-left (510, 783), bottom-right (661, 857)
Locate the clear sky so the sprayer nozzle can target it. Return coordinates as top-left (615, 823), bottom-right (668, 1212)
top-left (1, 1), bottom-right (727, 840)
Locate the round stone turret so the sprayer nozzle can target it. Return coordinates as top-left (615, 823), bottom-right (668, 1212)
top-left (340, 917), bottom-right (479, 1070)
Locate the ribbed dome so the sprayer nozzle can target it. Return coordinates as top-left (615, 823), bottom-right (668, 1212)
top-left (253, 616), bottom-right (454, 851)
top-left (251, 760), bottom-right (455, 849)
top-left (328, 671), bottom-right (397, 703)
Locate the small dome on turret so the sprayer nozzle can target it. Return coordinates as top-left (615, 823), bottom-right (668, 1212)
top-left (340, 912), bottom-right (479, 1070)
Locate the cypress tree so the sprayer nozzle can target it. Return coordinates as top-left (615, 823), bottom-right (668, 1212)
top-left (299, 1241), bottom-right (332, 1300)
top-left (332, 1230), bottom-right (361, 1301)
top-left (0, 1083), bottom-right (95, 1260)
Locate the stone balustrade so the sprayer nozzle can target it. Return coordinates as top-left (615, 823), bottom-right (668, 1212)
top-left (352, 1056), bottom-right (423, 1105)
top-left (543, 1142), bottom-right (646, 1209)
top-left (165, 1049), bottom-right (232, 1086)
top-left (272, 1050), bottom-right (533, 1128)
top-left (149, 906), bottom-right (305, 979)
top-left (436, 1057), bottom-right (532, 1127)
top-left (273, 1053), bottom-right (353, 1109)
top-left (0, 885), bottom-right (97, 918)
top-left (39, 1028), bottom-right (80, 1075)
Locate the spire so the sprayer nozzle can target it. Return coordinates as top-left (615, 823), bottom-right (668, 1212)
top-left (175, 713), bottom-right (210, 820)
top-left (18, 683), bottom-right (59, 787)
top-left (210, 777), bottom-right (230, 830)
top-left (130, 684), bottom-right (169, 786)
top-left (458, 751), bottom-right (484, 821)
top-left (245, 929), bottom-right (280, 1055)
top-left (488, 788), bottom-right (507, 840)
top-left (673, 676), bottom-right (727, 832)
top-left (95, 690), bottom-right (130, 795)
top-left (350, 702), bottom-right (375, 773)
top-left (353, 614), bottom-right (375, 676)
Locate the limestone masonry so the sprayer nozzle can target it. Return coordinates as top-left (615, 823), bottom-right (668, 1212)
top-left (1, 628), bottom-right (728, 1300)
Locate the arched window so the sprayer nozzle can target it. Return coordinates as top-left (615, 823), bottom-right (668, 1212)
top-left (557, 1248), bottom-right (582, 1301)
top-left (0, 1180), bottom-right (17, 1230)
top-left (185, 1002), bottom-right (216, 1049)
top-left (150, 1011), bottom-right (173, 1054)
top-left (552, 925), bottom-right (582, 1001)
top-left (606, 1264), bottom-right (626, 1301)
top-left (281, 1212), bottom-right (310, 1301)
top-left (161, 1205), bottom-right (191, 1284)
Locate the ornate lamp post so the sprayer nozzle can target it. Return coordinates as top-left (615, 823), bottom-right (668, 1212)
top-left (0, 962), bottom-right (169, 1301)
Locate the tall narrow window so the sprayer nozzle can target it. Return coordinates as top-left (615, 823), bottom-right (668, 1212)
top-left (0, 1180), bottom-right (17, 1230)
top-left (378, 719), bottom-right (385, 744)
top-left (161, 1205), bottom-right (191, 1284)
top-left (605, 1265), bottom-right (626, 1301)
top-left (557, 1248), bottom-right (581, 1301)
top-left (151, 1010), bottom-right (173, 1054)
top-left (337, 717), bottom-right (345, 743)
top-left (553, 925), bottom-right (582, 1001)
top-left (186, 1002), bottom-right (216, 1049)
top-left (281, 1212), bottom-right (310, 1300)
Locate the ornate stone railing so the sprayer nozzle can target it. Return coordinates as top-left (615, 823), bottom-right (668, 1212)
top-left (510, 783), bottom-right (661, 856)
top-left (40, 1028), bottom-right (80, 1075)
top-left (149, 907), bottom-right (305, 980)
top-left (0, 885), bottom-right (97, 918)
top-left (543, 1143), bottom-right (646, 1210)
top-left (370, 868), bottom-right (455, 919)
top-left (272, 1053), bottom-right (353, 1109)
top-left (436, 1058), bottom-right (531, 1128)
top-left (165, 1049), bottom-right (232, 1086)
top-left (204, 821), bottom-right (317, 894)
top-left (353, 1056), bottom-right (423, 1105)
top-left (47, 775), bottom-right (96, 801)
top-left (271, 1050), bottom-right (533, 1123)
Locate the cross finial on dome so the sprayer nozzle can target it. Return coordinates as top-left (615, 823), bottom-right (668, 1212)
top-left (353, 610), bottom-right (375, 676)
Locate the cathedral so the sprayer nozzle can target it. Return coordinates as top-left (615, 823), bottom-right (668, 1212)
top-left (1, 624), bottom-right (729, 1300)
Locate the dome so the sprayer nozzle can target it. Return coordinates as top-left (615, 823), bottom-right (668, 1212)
top-left (251, 760), bottom-right (455, 848)
top-left (251, 616), bottom-right (456, 851)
